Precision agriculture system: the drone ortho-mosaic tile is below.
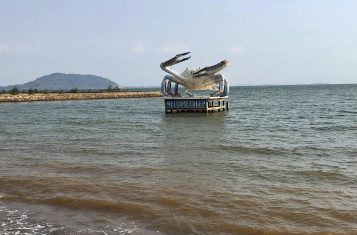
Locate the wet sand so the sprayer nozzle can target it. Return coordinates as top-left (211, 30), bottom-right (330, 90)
top-left (0, 91), bottom-right (162, 102)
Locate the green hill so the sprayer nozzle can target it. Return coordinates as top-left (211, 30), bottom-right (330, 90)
top-left (0, 73), bottom-right (119, 91)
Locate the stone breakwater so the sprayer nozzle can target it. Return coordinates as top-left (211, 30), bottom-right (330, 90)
top-left (0, 91), bottom-right (162, 102)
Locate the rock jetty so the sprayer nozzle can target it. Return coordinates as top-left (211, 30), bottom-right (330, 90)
top-left (0, 91), bottom-right (162, 102)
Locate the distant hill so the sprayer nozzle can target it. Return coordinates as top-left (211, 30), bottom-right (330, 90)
top-left (0, 73), bottom-right (119, 91)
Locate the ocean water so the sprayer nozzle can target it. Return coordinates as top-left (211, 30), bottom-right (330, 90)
top-left (0, 85), bottom-right (356, 235)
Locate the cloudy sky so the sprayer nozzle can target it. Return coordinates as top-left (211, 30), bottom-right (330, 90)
top-left (1, 0), bottom-right (356, 86)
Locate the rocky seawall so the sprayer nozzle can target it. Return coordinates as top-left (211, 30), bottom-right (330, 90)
top-left (0, 91), bottom-right (162, 102)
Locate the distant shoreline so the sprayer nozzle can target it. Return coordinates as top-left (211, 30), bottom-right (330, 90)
top-left (0, 91), bottom-right (162, 103)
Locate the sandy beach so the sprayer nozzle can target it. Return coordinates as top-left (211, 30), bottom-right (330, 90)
top-left (0, 91), bottom-right (162, 102)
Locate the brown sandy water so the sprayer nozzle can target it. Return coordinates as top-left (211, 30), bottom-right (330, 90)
top-left (0, 85), bottom-right (356, 234)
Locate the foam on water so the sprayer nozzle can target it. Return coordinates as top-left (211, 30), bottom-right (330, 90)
top-left (0, 202), bottom-right (153, 235)
top-left (0, 204), bottom-right (63, 234)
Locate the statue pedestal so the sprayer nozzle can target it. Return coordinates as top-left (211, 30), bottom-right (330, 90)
top-left (164, 96), bottom-right (228, 113)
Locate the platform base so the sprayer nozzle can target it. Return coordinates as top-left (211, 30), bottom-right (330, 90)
top-left (164, 96), bottom-right (228, 113)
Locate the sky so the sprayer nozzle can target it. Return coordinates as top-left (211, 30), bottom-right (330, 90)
top-left (0, 0), bottom-right (357, 86)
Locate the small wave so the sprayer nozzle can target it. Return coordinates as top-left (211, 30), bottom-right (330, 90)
top-left (14, 196), bottom-right (160, 220)
top-left (311, 125), bottom-right (357, 131)
top-left (340, 110), bottom-right (357, 114)
top-left (215, 144), bottom-right (285, 155)
top-left (292, 169), bottom-right (356, 184)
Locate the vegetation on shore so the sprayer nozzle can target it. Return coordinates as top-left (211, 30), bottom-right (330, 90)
top-left (2, 85), bottom-right (154, 95)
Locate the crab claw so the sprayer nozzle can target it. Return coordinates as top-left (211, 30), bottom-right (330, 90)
top-left (160, 52), bottom-right (191, 68)
top-left (176, 52), bottom-right (191, 57)
top-left (193, 59), bottom-right (229, 78)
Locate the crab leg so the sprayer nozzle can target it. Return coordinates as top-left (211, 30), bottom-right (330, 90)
top-left (161, 75), bottom-right (181, 97)
top-left (209, 74), bottom-right (229, 97)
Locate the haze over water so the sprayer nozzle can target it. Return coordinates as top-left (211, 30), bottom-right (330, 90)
top-left (0, 85), bottom-right (356, 234)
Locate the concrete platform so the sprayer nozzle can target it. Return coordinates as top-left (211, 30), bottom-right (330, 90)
top-left (164, 96), bottom-right (228, 113)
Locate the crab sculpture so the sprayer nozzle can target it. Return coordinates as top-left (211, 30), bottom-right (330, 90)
top-left (160, 52), bottom-right (229, 97)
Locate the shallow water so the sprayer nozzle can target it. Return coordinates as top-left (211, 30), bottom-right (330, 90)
top-left (0, 85), bottom-right (356, 234)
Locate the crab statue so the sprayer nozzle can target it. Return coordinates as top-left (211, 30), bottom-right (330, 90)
top-left (160, 52), bottom-right (229, 97)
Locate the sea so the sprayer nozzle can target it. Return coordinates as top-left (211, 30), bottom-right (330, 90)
top-left (0, 85), bottom-right (356, 235)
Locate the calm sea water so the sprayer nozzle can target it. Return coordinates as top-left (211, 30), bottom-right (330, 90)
top-left (0, 85), bottom-right (356, 235)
